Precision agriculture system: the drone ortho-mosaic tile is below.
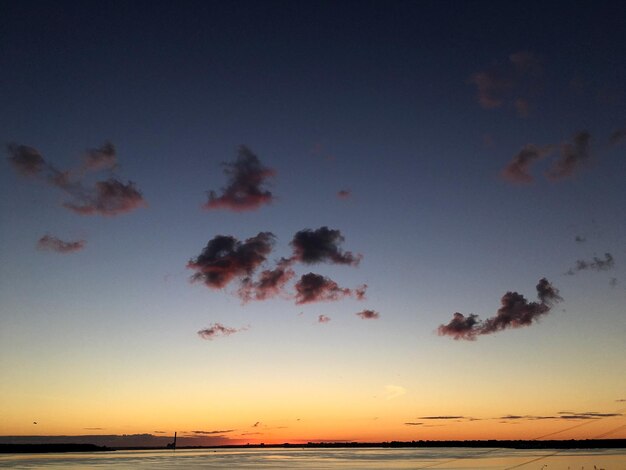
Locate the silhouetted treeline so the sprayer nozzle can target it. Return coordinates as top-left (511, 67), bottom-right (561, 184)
top-left (0, 443), bottom-right (113, 453)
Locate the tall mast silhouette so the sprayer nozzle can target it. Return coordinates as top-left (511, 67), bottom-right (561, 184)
top-left (166, 432), bottom-right (177, 449)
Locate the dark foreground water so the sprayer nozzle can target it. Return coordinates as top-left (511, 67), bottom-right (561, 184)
top-left (1, 447), bottom-right (624, 469)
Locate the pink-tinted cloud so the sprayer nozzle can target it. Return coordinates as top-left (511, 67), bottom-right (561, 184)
top-left (294, 273), bottom-right (352, 304)
top-left (7, 144), bottom-right (46, 176)
top-left (356, 309), bottom-right (379, 320)
top-left (188, 232), bottom-right (275, 289)
top-left (204, 145), bottom-right (275, 211)
top-left (62, 178), bottom-right (146, 216)
top-left (501, 144), bottom-right (553, 183)
top-left (37, 234), bottom-right (85, 253)
top-left (337, 189), bottom-right (351, 199)
top-left (82, 141), bottom-right (117, 172)
top-left (318, 314), bottom-right (331, 323)
top-left (290, 226), bottom-right (361, 266)
top-left (438, 278), bottom-right (562, 340)
top-left (469, 51), bottom-right (543, 117)
top-left (197, 323), bottom-right (247, 340)
top-left (565, 252), bottom-right (614, 275)
top-left (237, 258), bottom-right (295, 302)
top-left (546, 130), bottom-right (591, 181)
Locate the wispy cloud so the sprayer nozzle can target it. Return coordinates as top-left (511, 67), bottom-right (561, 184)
top-left (81, 141), bottom-right (117, 172)
top-left (501, 144), bottom-right (553, 184)
top-left (191, 429), bottom-right (235, 435)
top-left (404, 422), bottom-right (422, 426)
top-left (565, 252), bottom-right (615, 275)
top-left (204, 145), bottom-right (275, 211)
top-left (197, 323), bottom-right (247, 340)
top-left (188, 232), bottom-right (275, 289)
top-left (438, 278), bottom-right (562, 340)
top-left (575, 235), bottom-right (586, 243)
top-left (318, 314), bottom-right (331, 323)
top-left (237, 258), bottom-right (295, 302)
top-left (290, 226), bottom-right (361, 266)
top-left (417, 416), bottom-right (467, 420)
top-left (469, 51), bottom-right (543, 117)
top-left (337, 189), bottom-right (351, 199)
top-left (7, 144), bottom-right (46, 176)
top-left (609, 127), bottom-right (626, 146)
top-left (62, 178), bottom-right (146, 216)
top-left (547, 131), bottom-right (591, 181)
top-left (356, 309), bottom-right (379, 320)
top-left (37, 234), bottom-right (85, 253)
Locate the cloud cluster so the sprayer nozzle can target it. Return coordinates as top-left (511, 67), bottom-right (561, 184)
top-left (565, 252), bottom-right (615, 275)
top-left (37, 234), bottom-right (85, 253)
top-left (356, 309), bottom-right (379, 320)
top-left (7, 142), bottom-right (145, 216)
top-left (501, 131), bottom-right (593, 184)
top-left (189, 227), bottom-right (370, 308)
top-left (469, 51), bottom-right (543, 117)
top-left (438, 278), bottom-right (562, 340)
top-left (204, 145), bottom-right (275, 211)
top-left (318, 314), bottom-right (331, 323)
top-left (197, 323), bottom-right (247, 340)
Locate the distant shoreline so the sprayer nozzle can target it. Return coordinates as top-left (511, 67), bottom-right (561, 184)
top-left (1, 439), bottom-right (624, 453)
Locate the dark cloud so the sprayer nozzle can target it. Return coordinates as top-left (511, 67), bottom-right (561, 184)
top-left (558, 411), bottom-right (622, 420)
top-left (575, 235), bottom-right (586, 243)
top-left (204, 145), bottom-right (275, 211)
top-left (609, 127), bottom-right (626, 146)
top-left (197, 323), bottom-right (246, 340)
top-left (191, 430), bottom-right (235, 435)
top-left (295, 273), bottom-right (353, 304)
top-left (252, 422), bottom-right (261, 427)
top-left (356, 309), bottom-right (379, 320)
top-left (337, 189), bottom-right (351, 199)
top-left (82, 141), bottom-right (117, 172)
top-left (501, 144), bottom-right (553, 184)
top-left (237, 258), bottom-right (294, 302)
top-left (318, 314), bottom-right (331, 323)
top-left (469, 51), bottom-right (543, 117)
top-left (7, 143), bottom-right (46, 176)
top-left (62, 178), bottom-right (146, 216)
top-left (547, 131), bottom-right (591, 181)
top-left (438, 278), bottom-right (562, 340)
top-left (290, 226), bottom-right (361, 266)
top-left (616, 399), bottom-right (626, 402)
top-left (188, 232), bottom-right (275, 289)
top-left (609, 277), bottom-right (618, 288)
top-left (565, 253), bottom-right (615, 275)
top-left (404, 422), bottom-right (423, 426)
top-left (37, 234), bottom-right (85, 253)
top-left (417, 416), bottom-right (466, 420)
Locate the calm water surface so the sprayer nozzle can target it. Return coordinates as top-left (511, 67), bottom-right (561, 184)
top-left (0, 447), bottom-right (624, 469)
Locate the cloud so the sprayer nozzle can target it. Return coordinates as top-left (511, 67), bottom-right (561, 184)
top-left (404, 422), bottom-right (422, 426)
top-left (252, 422), bottom-right (261, 427)
top-left (197, 323), bottom-right (247, 340)
top-left (469, 51), bottom-right (542, 117)
top-left (565, 252), bottom-right (615, 275)
top-left (7, 142), bottom-right (146, 216)
top-left (610, 277), bottom-right (618, 288)
top-left (575, 235), bottom-right (586, 243)
top-left (290, 226), bottom-right (361, 266)
top-left (191, 429), bottom-right (235, 435)
top-left (384, 385), bottom-right (406, 400)
top-left (37, 234), bottom-right (85, 253)
top-left (295, 273), bottom-right (353, 304)
top-left (337, 189), bottom-right (351, 199)
top-left (62, 178), bottom-right (146, 216)
top-left (204, 145), bottom-right (275, 211)
top-left (547, 131), bottom-right (591, 180)
top-left (7, 143), bottom-right (46, 176)
top-left (438, 278), bottom-right (562, 340)
top-left (501, 144), bottom-right (553, 183)
top-left (318, 314), bottom-right (331, 323)
top-left (188, 232), bottom-right (275, 289)
top-left (417, 416), bottom-right (466, 420)
top-left (558, 411), bottom-right (622, 420)
top-left (356, 309), bottom-right (379, 320)
top-left (237, 258), bottom-right (295, 302)
top-left (609, 127), bottom-right (626, 145)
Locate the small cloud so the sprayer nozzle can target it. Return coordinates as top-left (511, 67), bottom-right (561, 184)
top-left (558, 411), bottom-right (622, 420)
top-left (337, 189), bottom-right (351, 199)
top-left (609, 127), bottom-right (626, 146)
top-left (237, 258), bottom-right (295, 302)
top-left (294, 273), bottom-right (353, 304)
top-left (63, 178), bottom-right (146, 216)
top-left (575, 235), bottom-right (586, 243)
top-left (154, 431), bottom-right (167, 434)
top-left (356, 309), bottom-right (379, 320)
top-left (188, 232), bottom-right (275, 289)
top-left (565, 253), bottom-right (615, 275)
top-left (204, 145), bottom-right (275, 212)
top-left (404, 422), bottom-right (422, 426)
top-left (252, 422), bottom-right (261, 427)
top-left (290, 226), bottom-right (361, 266)
top-left (438, 278), bottom-right (562, 340)
top-left (616, 399), bottom-right (626, 402)
top-left (609, 277), bottom-right (618, 288)
top-left (83, 427), bottom-right (104, 430)
top-left (37, 234), bottom-right (85, 253)
top-left (197, 323), bottom-right (247, 340)
top-left (191, 430), bottom-right (235, 435)
top-left (82, 141), bottom-right (117, 172)
top-left (501, 144), bottom-right (553, 184)
top-left (546, 130), bottom-right (591, 181)
top-left (7, 143), bottom-right (46, 176)
top-left (384, 385), bottom-right (406, 400)
top-left (318, 314), bottom-right (331, 323)
top-left (417, 416), bottom-right (466, 420)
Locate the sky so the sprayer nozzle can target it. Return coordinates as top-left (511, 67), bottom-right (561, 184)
top-left (1, 0), bottom-right (625, 446)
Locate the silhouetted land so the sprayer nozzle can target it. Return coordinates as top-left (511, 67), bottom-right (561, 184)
top-left (0, 443), bottom-right (113, 453)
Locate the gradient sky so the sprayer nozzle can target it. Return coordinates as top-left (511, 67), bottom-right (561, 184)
top-left (1, 0), bottom-right (625, 446)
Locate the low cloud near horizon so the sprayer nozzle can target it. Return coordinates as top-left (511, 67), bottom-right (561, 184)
top-left (37, 234), bottom-right (85, 253)
top-left (197, 323), bottom-right (247, 340)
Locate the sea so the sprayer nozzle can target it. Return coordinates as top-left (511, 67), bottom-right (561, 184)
top-left (0, 447), bottom-right (624, 469)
